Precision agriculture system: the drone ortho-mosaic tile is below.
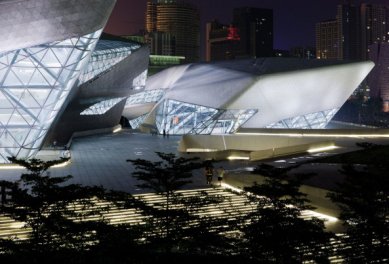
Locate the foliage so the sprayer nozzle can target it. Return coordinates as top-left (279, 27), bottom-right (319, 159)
top-left (241, 163), bottom-right (332, 263)
top-left (327, 162), bottom-right (389, 263)
top-left (127, 152), bottom-right (238, 254)
top-left (0, 156), bottom-right (130, 253)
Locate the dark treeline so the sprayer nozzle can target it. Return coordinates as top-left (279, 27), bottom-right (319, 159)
top-left (0, 149), bottom-right (387, 263)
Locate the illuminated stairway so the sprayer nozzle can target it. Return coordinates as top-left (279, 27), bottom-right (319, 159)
top-left (0, 187), bottom-right (346, 262)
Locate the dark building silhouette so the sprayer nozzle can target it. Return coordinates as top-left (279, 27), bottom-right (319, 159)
top-left (145, 0), bottom-right (200, 63)
top-left (233, 7), bottom-right (274, 58)
top-left (368, 43), bottom-right (389, 111)
top-left (316, 3), bottom-right (388, 61)
top-left (205, 20), bottom-right (240, 61)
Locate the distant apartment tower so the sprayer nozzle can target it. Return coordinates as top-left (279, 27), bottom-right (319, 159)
top-left (337, 4), bottom-right (361, 60)
top-left (361, 4), bottom-right (389, 60)
top-left (205, 21), bottom-right (240, 61)
top-left (233, 7), bottom-right (273, 58)
top-left (316, 3), bottom-right (389, 60)
top-left (145, 0), bottom-right (200, 63)
top-left (368, 43), bottom-right (389, 111)
top-left (316, 20), bottom-right (341, 59)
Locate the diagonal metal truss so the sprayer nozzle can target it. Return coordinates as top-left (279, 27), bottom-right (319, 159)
top-left (153, 99), bottom-right (257, 135)
top-left (266, 109), bottom-right (339, 129)
top-left (0, 29), bottom-right (103, 163)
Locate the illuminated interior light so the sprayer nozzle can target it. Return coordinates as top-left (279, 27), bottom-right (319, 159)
top-left (186, 148), bottom-right (218, 152)
top-left (307, 145), bottom-right (339, 153)
top-left (0, 159), bottom-right (71, 170)
top-left (236, 132), bottom-right (389, 138)
top-left (51, 159), bottom-right (71, 168)
top-left (0, 165), bottom-right (24, 170)
top-left (227, 156), bottom-right (250, 160)
top-left (113, 127), bottom-right (122, 133)
top-left (221, 182), bottom-right (244, 193)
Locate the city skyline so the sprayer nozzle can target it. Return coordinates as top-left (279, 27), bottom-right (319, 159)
top-left (105, 0), bottom-right (388, 51)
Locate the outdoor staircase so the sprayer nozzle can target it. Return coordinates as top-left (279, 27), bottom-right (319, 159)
top-left (0, 187), bottom-right (345, 262)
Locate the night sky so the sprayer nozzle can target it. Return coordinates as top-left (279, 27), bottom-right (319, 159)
top-left (105, 0), bottom-right (388, 51)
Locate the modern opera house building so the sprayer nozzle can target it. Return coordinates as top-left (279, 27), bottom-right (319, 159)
top-left (123, 59), bottom-right (374, 135)
top-left (123, 59), bottom-right (374, 160)
top-left (0, 0), bottom-right (149, 163)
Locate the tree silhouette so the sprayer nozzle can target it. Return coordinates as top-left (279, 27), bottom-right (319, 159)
top-left (0, 157), bottom-right (119, 253)
top-left (127, 152), bottom-right (237, 254)
top-left (241, 163), bottom-right (332, 263)
top-left (327, 163), bottom-right (389, 263)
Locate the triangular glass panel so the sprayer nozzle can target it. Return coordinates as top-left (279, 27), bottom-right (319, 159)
top-left (27, 47), bottom-right (47, 57)
top-left (40, 48), bottom-right (62, 68)
top-left (28, 69), bottom-right (50, 86)
top-left (29, 48), bottom-right (48, 62)
top-left (0, 55), bottom-right (9, 67)
top-left (50, 47), bottom-right (73, 65)
top-left (3, 69), bottom-right (24, 86)
top-left (6, 53), bottom-right (16, 66)
top-left (27, 89), bottom-right (51, 107)
top-left (0, 67), bottom-right (8, 80)
top-left (0, 92), bottom-right (14, 108)
top-left (12, 56), bottom-right (38, 68)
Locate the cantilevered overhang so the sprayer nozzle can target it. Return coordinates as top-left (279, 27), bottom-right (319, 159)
top-left (0, 0), bottom-right (116, 53)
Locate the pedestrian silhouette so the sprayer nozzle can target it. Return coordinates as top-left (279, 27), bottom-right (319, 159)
top-left (205, 165), bottom-right (214, 185)
top-left (217, 166), bottom-right (225, 186)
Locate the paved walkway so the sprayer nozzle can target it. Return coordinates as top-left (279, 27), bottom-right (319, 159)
top-left (0, 130), bottom-right (209, 193)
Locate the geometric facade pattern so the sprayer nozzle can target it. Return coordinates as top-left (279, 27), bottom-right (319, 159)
top-left (123, 59), bottom-right (374, 136)
top-left (79, 40), bottom-right (138, 84)
top-left (155, 99), bottom-right (257, 135)
top-left (125, 89), bottom-right (165, 106)
top-left (266, 109), bottom-right (339, 129)
top-left (132, 70), bottom-right (148, 90)
top-left (80, 97), bottom-right (126, 116)
top-left (0, 29), bottom-right (102, 163)
top-left (129, 114), bottom-right (148, 129)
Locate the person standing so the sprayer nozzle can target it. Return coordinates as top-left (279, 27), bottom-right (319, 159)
top-left (217, 166), bottom-right (225, 186)
top-left (205, 166), bottom-right (214, 185)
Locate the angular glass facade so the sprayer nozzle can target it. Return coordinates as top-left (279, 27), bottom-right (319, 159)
top-left (79, 40), bottom-right (140, 84)
top-left (154, 99), bottom-right (257, 135)
top-left (132, 70), bottom-right (148, 90)
top-left (266, 109), bottom-right (339, 129)
top-left (129, 114), bottom-right (148, 129)
top-left (80, 97), bottom-right (126, 116)
top-left (125, 89), bottom-right (165, 106)
top-left (0, 29), bottom-right (102, 163)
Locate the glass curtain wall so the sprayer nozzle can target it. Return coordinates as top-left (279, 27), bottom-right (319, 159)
top-left (0, 30), bottom-right (102, 163)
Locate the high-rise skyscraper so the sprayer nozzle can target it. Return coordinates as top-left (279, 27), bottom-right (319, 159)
top-left (337, 4), bottom-right (361, 60)
top-left (316, 3), bottom-right (389, 61)
top-left (205, 21), bottom-right (240, 61)
top-left (361, 4), bottom-right (389, 60)
top-left (233, 7), bottom-right (273, 58)
top-left (145, 0), bottom-right (200, 63)
top-left (368, 43), bottom-right (389, 111)
top-left (316, 19), bottom-right (341, 59)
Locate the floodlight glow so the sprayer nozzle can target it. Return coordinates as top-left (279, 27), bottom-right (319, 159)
top-left (303, 210), bottom-right (338, 223)
top-left (113, 127), bottom-right (122, 133)
top-left (221, 183), bottom-right (338, 223)
top-left (51, 159), bottom-right (72, 168)
top-left (236, 132), bottom-right (389, 138)
top-left (307, 145), bottom-right (339, 153)
top-left (221, 182), bottom-right (244, 193)
top-left (186, 148), bottom-right (218, 152)
top-left (227, 156), bottom-right (250, 160)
